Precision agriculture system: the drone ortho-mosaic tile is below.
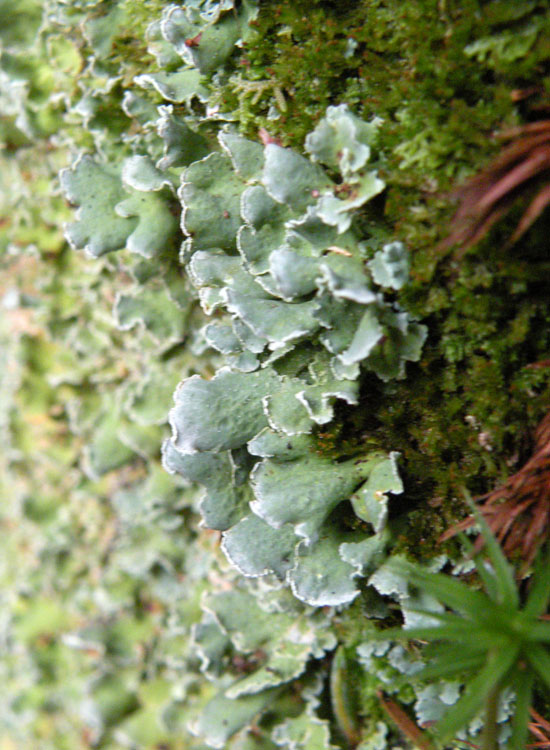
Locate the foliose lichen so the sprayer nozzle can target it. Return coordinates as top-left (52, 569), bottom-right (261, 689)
top-left (4, 0), bottom-right (550, 748)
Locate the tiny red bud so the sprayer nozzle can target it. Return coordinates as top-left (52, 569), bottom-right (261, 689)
top-left (184, 32), bottom-right (202, 48)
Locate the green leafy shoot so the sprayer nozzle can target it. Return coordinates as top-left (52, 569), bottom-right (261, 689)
top-left (369, 491), bottom-right (550, 749)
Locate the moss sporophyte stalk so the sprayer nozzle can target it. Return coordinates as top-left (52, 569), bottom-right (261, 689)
top-left (4, 0), bottom-right (550, 748)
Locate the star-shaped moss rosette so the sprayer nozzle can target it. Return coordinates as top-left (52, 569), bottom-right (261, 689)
top-left (364, 502), bottom-right (550, 750)
top-left (164, 106), bottom-right (426, 606)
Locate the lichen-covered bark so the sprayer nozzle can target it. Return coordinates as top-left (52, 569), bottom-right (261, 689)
top-left (3, 1), bottom-right (550, 748)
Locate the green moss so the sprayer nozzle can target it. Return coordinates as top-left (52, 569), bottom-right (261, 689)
top-left (217, 1), bottom-right (510, 168)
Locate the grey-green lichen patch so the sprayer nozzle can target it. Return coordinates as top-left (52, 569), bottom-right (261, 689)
top-left (114, 281), bottom-right (186, 345)
top-left (201, 588), bottom-right (336, 696)
top-left (350, 452), bottom-right (403, 533)
top-left (180, 151), bottom-right (245, 253)
top-left (177, 108), bottom-right (426, 385)
top-left (161, 1), bottom-right (258, 75)
top-left (262, 144), bottom-right (332, 213)
top-left (221, 513), bottom-right (296, 579)
top-left (61, 152), bottom-right (182, 260)
top-left (289, 529), bottom-right (367, 607)
top-left (115, 188), bottom-right (179, 259)
top-left (250, 450), bottom-right (375, 542)
top-left (272, 700), bottom-right (339, 750)
top-left (189, 689), bottom-right (281, 749)
top-left (368, 243), bottom-right (410, 292)
top-left (135, 67), bottom-right (209, 103)
top-left (156, 106), bottom-right (210, 169)
top-left (163, 439), bottom-right (252, 530)
top-left (60, 156), bottom-right (137, 257)
top-left (164, 106), bottom-right (425, 608)
top-left (170, 367), bottom-right (279, 453)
